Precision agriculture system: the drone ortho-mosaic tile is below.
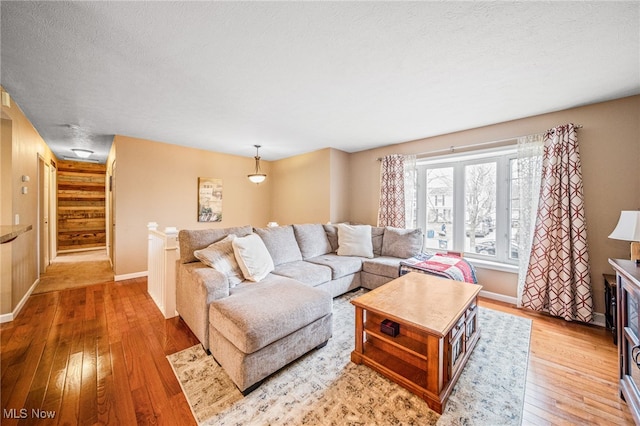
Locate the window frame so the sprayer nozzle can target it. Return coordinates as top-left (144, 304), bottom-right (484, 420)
top-left (416, 147), bottom-right (518, 266)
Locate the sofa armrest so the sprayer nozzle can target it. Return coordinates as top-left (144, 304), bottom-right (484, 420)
top-left (177, 262), bottom-right (230, 350)
top-left (189, 264), bottom-right (230, 303)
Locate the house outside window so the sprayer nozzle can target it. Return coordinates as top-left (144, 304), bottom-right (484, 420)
top-left (415, 147), bottom-right (520, 265)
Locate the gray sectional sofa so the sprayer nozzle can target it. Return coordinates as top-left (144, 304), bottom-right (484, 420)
top-left (176, 223), bottom-right (423, 393)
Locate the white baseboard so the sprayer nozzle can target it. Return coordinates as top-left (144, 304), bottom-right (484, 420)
top-left (591, 312), bottom-right (606, 328)
top-left (479, 290), bottom-right (517, 305)
top-left (479, 290), bottom-right (606, 328)
top-left (0, 278), bottom-right (40, 323)
top-left (115, 271), bottom-right (148, 281)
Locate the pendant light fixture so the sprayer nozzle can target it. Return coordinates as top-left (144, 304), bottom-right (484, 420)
top-left (71, 148), bottom-right (93, 158)
top-left (247, 145), bottom-right (266, 184)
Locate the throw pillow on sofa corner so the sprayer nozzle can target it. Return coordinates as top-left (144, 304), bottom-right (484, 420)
top-left (232, 233), bottom-right (275, 282)
top-left (193, 234), bottom-right (244, 287)
top-left (336, 224), bottom-right (374, 258)
top-left (381, 226), bottom-right (424, 259)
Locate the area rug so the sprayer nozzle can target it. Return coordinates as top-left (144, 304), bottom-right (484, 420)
top-left (32, 250), bottom-right (114, 294)
top-left (168, 289), bottom-right (531, 425)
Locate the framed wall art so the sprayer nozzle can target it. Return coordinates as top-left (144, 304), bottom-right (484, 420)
top-left (198, 177), bottom-right (222, 222)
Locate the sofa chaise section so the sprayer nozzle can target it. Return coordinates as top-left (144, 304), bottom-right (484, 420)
top-left (209, 279), bottom-right (332, 393)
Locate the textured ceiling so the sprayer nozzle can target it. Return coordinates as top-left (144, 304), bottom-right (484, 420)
top-left (1, 1), bottom-right (639, 163)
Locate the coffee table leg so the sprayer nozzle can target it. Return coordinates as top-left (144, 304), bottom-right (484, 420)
top-left (351, 306), bottom-right (364, 364)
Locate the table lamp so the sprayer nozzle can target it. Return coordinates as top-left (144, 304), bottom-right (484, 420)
top-left (609, 210), bottom-right (640, 264)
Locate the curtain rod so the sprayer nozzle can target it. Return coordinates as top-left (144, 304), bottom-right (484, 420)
top-left (377, 124), bottom-right (583, 161)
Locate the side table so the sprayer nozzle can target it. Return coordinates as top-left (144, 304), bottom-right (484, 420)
top-left (604, 273), bottom-right (617, 345)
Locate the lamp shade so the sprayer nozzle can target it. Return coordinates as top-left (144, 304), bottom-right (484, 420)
top-left (248, 174), bottom-right (266, 184)
top-left (609, 211), bottom-right (640, 241)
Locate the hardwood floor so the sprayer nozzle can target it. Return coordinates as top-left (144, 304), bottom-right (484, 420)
top-left (1, 279), bottom-right (635, 425)
top-left (481, 298), bottom-right (635, 425)
top-left (1, 278), bottom-right (199, 426)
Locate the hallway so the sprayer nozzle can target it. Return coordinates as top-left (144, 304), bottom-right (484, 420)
top-left (33, 249), bottom-right (114, 295)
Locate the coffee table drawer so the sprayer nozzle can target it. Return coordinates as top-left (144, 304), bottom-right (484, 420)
top-left (448, 325), bottom-right (465, 378)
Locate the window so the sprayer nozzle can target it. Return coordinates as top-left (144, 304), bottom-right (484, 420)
top-left (416, 147), bottom-right (519, 265)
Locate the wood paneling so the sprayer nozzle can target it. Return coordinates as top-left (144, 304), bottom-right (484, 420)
top-left (57, 160), bottom-right (106, 251)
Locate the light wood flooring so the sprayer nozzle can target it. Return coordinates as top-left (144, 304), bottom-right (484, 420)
top-left (1, 278), bottom-right (635, 425)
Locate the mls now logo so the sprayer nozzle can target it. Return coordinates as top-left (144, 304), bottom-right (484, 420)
top-left (3, 409), bottom-right (27, 419)
top-left (3, 408), bottom-right (56, 419)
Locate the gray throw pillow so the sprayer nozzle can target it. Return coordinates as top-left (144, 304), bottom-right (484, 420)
top-left (293, 224), bottom-right (332, 259)
top-left (193, 234), bottom-right (244, 286)
top-left (254, 225), bottom-right (303, 266)
top-left (381, 227), bottom-right (424, 258)
top-left (323, 224), bottom-right (339, 253)
top-left (371, 226), bottom-right (385, 256)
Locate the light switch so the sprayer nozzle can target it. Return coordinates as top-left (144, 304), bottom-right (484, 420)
top-left (21, 186), bottom-right (28, 194)
top-left (15, 214), bottom-right (19, 225)
top-left (1, 91), bottom-right (10, 107)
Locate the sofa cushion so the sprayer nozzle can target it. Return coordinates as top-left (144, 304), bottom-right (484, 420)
top-left (306, 254), bottom-right (363, 280)
top-left (232, 234), bottom-right (274, 282)
top-left (272, 261), bottom-right (332, 287)
top-left (228, 273), bottom-right (300, 297)
top-left (337, 224), bottom-right (374, 258)
top-left (362, 256), bottom-right (403, 279)
top-left (193, 234), bottom-right (244, 287)
top-left (381, 227), bottom-right (424, 259)
top-left (254, 226), bottom-right (303, 266)
top-left (209, 280), bottom-right (332, 354)
top-left (293, 224), bottom-right (332, 259)
top-left (371, 226), bottom-right (385, 256)
top-left (179, 225), bottom-right (253, 264)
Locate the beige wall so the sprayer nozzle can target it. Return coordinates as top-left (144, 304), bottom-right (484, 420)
top-left (111, 143), bottom-right (352, 276)
top-left (349, 95), bottom-right (640, 313)
top-left (270, 147), bottom-right (351, 226)
top-left (329, 148), bottom-right (351, 223)
top-left (112, 135), bottom-right (273, 276)
top-left (1, 118), bottom-right (13, 314)
top-left (0, 88), bottom-right (56, 315)
top-left (270, 148), bottom-right (332, 225)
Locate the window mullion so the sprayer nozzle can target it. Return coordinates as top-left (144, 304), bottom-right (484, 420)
top-left (495, 156), bottom-right (509, 262)
top-left (453, 163), bottom-right (465, 252)
top-left (416, 165), bottom-right (427, 244)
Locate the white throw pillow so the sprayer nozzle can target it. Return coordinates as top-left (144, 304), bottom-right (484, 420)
top-left (232, 233), bottom-right (275, 282)
top-left (336, 224), bottom-right (374, 258)
top-left (193, 234), bottom-right (244, 286)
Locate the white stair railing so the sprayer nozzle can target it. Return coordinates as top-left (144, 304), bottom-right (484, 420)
top-left (147, 222), bottom-right (179, 318)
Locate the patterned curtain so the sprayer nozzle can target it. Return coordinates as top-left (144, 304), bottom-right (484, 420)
top-left (378, 154), bottom-right (407, 227)
top-left (521, 124), bottom-right (593, 322)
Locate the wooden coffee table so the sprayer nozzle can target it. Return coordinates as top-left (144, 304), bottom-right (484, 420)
top-left (350, 272), bottom-right (482, 413)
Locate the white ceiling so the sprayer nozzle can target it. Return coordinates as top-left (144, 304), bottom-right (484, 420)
top-left (1, 1), bottom-right (639, 163)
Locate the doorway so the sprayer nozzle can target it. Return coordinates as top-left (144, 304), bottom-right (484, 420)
top-left (38, 155), bottom-right (50, 274)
